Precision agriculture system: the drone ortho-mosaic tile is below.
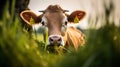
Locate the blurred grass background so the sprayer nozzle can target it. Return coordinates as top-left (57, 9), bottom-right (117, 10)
top-left (0, 0), bottom-right (120, 67)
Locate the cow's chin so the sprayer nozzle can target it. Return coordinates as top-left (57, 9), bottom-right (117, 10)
top-left (46, 43), bottom-right (65, 53)
top-left (48, 43), bottom-right (62, 46)
top-left (47, 43), bottom-right (63, 49)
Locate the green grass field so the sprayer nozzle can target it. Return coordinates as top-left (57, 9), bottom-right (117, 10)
top-left (0, 0), bottom-right (120, 67)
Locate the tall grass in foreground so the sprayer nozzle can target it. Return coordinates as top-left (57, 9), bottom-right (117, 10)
top-left (55, 0), bottom-right (120, 67)
top-left (0, 1), bottom-right (44, 67)
top-left (0, 0), bottom-right (120, 67)
top-left (0, 1), bottom-right (63, 67)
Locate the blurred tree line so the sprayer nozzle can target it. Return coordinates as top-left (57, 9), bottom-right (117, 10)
top-left (0, 0), bottom-right (120, 67)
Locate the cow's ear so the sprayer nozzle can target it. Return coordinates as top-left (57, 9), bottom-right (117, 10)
top-left (20, 10), bottom-right (40, 26)
top-left (68, 10), bottom-right (86, 23)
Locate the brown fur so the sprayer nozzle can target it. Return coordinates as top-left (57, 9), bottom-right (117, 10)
top-left (45, 5), bottom-right (64, 12)
top-left (63, 27), bottom-right (85, 51)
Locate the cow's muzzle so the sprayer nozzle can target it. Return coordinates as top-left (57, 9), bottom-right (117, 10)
top-left (47, 35), bottom-right (64, 46)
top-left (47, 35), bottom-right (66, 53)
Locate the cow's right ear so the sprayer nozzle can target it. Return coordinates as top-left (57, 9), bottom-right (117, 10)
top-left (20, 10), bottom-right (41, 26)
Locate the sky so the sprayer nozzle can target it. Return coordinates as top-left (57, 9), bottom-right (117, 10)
top-left (28, 0), bottom-right (89, 14)
top-left (28, 0), bottom-right (120, 29)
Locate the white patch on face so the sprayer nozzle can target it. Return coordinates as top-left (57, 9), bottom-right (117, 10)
top-left (62, 14), bottom-right (68, 24)
top-left (61, 14), bottom-right (68, 33)
top-left (41, 16), bottom-right (48, 26)
top-left (32, 16), bottom-right (48, 31)
top-left (61, 26), bottom-right (66, 33)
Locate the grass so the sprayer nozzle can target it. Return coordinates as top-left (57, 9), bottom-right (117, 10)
top-left (0, 0), bottom-right (120, 67)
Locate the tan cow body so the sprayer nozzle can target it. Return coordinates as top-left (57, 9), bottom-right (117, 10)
top-left (20, 5), bottom-right (86, 51)
top-left (64, 27), bottom-right (85, 51)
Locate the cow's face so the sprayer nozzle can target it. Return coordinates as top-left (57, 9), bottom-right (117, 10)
top-left (40, 5), bottom-right (69, 46)
top-left (20, 5), bottom-right (86, 47)
top-left (43, 11), bottom-right (67, 35)
top-left (42, 13), bottom-right (67, 46)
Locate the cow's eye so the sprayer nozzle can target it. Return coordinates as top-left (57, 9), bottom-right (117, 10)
top-left (41, 20), bottom-right (47, 26)
top-left (62, 15), bottom-right (68, 26)
top-left (41, 16), bottom-right (47, 26)
top-left (41, 21), bottom-right (45, 25)
top-left (65, 21), bottom-right (68, 25)
top-left (62, 20), bottom-right (68, 26)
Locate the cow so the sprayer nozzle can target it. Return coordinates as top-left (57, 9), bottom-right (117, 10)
top-left (20, 5), bottom-right (86, 52)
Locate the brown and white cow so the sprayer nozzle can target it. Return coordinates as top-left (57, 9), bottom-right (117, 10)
top-left (20, 5), bottom-right (86, 51)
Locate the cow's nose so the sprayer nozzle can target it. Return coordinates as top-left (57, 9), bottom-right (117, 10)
top-left (49, 35), bottom-right (62, 45)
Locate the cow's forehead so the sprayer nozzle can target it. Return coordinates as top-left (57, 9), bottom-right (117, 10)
top-left (44, 12), bottom-right (65, 19)
top-left (45, 5), bottom-right (64, 12)
top-left (42, 9), bottom-right (65, 24)
top-left (42, 5), bottom-right (66, 21)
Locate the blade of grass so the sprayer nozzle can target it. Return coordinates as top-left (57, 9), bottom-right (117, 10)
top-left (44, 27), bottom-right (48, 51)
top-left (10, 0), bottom-right (16, 22)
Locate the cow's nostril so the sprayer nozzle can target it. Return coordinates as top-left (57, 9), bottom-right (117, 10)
top-left (49, 38), bottom-right (53, 41)
top-left (58, 38), bottom-right (62, 41)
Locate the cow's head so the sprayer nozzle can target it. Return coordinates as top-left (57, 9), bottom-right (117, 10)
top-left (20, 5), bottom-right (86, 47)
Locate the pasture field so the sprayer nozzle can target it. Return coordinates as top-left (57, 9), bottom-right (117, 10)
top-left (0, 0), bottom-right (120, 67)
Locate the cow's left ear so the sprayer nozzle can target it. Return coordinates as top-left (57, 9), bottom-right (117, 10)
top-left (68, 10), bottom-right (86, 23)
